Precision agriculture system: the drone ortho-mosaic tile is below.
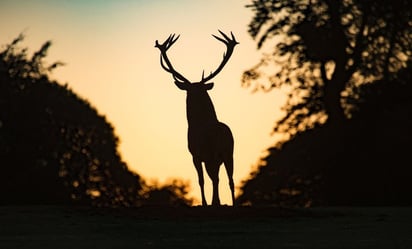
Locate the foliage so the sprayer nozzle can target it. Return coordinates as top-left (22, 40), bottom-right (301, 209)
top-left (237, 63), bottom-right (412, 207)
top-left (243, 0), bottom-right (412, 136)
top-left (0, 34), bottom-right (144, 207)
top-left (0, 33), bottom-right (64, 79)
top-left (142, 179), bottom-right (194, 207)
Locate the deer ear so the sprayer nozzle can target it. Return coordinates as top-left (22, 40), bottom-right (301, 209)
top-left (174, 81), bottom-right (188, 90)
top-left (204, 83), bottom-right (214, 90)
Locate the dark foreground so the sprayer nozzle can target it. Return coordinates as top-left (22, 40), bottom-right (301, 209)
top-left (1, 205), bottom-right (412, 249)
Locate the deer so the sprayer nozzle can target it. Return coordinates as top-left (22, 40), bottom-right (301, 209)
top-left (155, 30), bottom-right (238, 206)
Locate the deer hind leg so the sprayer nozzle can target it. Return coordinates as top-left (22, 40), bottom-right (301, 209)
top-left (224, 155), bottom-right (235, 206)
top-left (193, 157), bottom-right (207, 206)
top-left (205, 161), bottom-right (221, 206)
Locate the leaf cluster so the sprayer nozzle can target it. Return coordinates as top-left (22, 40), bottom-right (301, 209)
top-left (243, 0), bottom-right (412, 136)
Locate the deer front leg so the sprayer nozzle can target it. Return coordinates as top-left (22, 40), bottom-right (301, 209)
top-left (193, 157), bottom-right (207, 206)
top-left (205, 161), bottom-right (220, 206)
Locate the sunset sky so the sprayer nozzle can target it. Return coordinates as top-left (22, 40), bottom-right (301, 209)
top-left (0, 0), bottom-right (287, 205)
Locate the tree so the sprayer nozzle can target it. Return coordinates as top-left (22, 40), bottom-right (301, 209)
top-left (243, 0), bottom-right (412, 136)
top-left (237, 0), bottom-right (412, 207)
top-left (237, 62), bottom-right (412, 206)
top-left (0, 34), bottom-right (144, 207)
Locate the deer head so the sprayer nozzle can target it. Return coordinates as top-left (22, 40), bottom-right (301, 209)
top-left (155, 30), bottom-right (239, 92)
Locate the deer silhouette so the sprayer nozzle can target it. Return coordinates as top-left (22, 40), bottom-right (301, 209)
top-left (155, 30), bottom-right (238, 206)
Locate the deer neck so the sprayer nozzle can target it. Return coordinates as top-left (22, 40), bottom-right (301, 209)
top-left (186, 92), bottom-right (218, 127)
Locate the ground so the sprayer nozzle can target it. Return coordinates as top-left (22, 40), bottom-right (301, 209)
top-left (1, 205), bottom-right (412, 248)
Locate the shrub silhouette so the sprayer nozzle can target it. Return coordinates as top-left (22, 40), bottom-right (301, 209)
top-left (142, 179), bottom-right (194, 207)
top-left (237, 63), bottom-right (412, 207)
top-left (0, 35), bottom-right (144, 207)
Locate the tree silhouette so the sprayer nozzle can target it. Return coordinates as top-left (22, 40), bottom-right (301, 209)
top-left (243, 0), bottom-right (411, 136)
top-left (237, 61), bottom-right (412, 206)
top-left (0, 35), bottom-right (144, 207)
top-left (237, 0), bottom-right (412, 207)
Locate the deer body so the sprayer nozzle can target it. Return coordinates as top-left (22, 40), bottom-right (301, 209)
top-left (155, 31), bottom-right (238, 206)
top-left (186, 85), bottom-right (234, 206)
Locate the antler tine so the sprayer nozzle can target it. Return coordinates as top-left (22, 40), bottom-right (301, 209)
top-left (200, 30), bottom-right (239, 83)
top-left (230, 31), bottom-right (237, 42)
top-left (155, 34), bottom-right (190, 84)
top-left (166, 34), bottom-right (180, 50)
top-left (155, 34), bottom-right (179, 50)
top-left (218, 29), bottom-right (230, 41)
top-left (212, 34), bottom-right (227, 44)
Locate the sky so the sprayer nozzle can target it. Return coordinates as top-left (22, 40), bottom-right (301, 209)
top-left (0, 0), bottom-right (287, 205)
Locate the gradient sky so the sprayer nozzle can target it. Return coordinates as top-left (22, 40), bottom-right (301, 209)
top-left (0, 0), bottom-right (286, 205)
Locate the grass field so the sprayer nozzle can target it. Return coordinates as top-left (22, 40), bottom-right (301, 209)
top-left (1, 205), bottom-right (412, 248)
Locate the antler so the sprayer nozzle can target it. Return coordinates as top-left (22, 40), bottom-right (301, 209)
top-left (199, 30), bottom-right (239, 83)
top-left (155, 34), bottom-right (190, 84)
